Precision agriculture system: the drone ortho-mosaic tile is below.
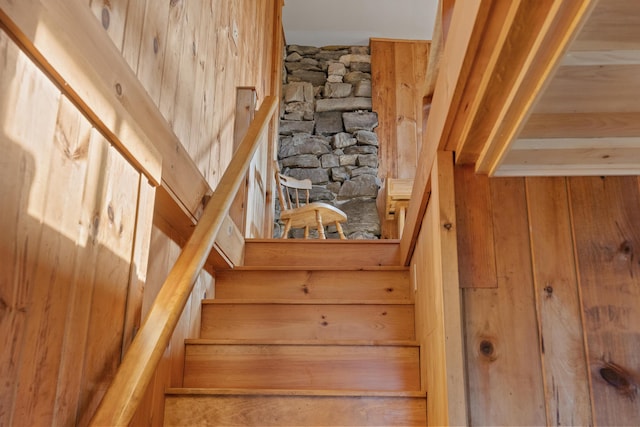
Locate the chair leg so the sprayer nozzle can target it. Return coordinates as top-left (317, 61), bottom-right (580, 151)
top-left (282, 219), bottom-right (292, 239)
top-left (315, 211), bottom-right (326, 239)
top-left (304, 226), bottom-right (309, 239)
top-left (335, 221), bottom-right (346, 240)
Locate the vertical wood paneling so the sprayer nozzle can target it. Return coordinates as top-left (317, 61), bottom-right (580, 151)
top-left (569, 176), bottom-right (640, 426)
top-left (526, 177), bottom-right (593, 426)
top-left (135, 0), bottom-right (170, 104)
top-left (89, 0), bottom-right (130, 51)
top-left (454, 164), bottom-right (497, 288)
top-left (412, 151), bottom-right (466, 426)
top-left (463, 177), bottom-right (546, 426)
top-left (120, 0), bottom-right (147, 71)
top-left (371, 39), bottom-right (398, 181)
top-left (0, 30), bottom-right (60, 427)
top-left (371, 39), bottom-right (430, 238)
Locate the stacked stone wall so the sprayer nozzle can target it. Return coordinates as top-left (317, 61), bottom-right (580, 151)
top-left (276, 44), bottom-right (381, 239)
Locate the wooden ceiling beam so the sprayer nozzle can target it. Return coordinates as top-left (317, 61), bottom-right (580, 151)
top-left (439, 0), bottom-right (596, 172)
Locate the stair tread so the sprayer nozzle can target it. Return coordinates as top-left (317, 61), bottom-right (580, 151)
top-left (185, 338), bottom-right (419, 346)
top-left (230, 265), bottom-right (410, 271)
top-left (166, 388), bottom-right (426, 398)
top-left (202, 298), bottom-right (414, 305)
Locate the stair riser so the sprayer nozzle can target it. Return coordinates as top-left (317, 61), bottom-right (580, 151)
top-left (201, 304), bottom-right (415, 341)
top-left (243, 240), bottom-right (401, 267)
top-left (164, 395), bottom-right (427, 426)
top-left (215, 270), bottom-right (412, 300)
top-left (183, 344), bottom-right (421, 391)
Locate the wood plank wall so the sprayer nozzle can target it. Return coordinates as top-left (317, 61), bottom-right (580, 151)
top-left (411, 152), bottom-right (467, 426)
top-left (0, 28), bottom-right (150, 427)
top-left (1, 0), bottom-right (280, 425)
top-left (86, 0), bottom-right (279, 188)
top-left (371, 38), bottom-right (430, 238)
top-left (456, 170), bottom-right (640, 426)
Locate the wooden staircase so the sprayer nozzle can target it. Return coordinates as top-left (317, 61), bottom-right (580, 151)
top-left (164, 240), bottom-right (426, 426)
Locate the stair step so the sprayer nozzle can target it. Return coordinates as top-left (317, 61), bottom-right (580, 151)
top-left (242, 239), bottom-right (402, 268)
top-left (164, 389), bottom-right (427, 426)
top-left (214, 268), bottom-right (412, 300)
top-left (183, 341), bottom-right (421, 391)
top-left (200, 301), bottom-right (415, 341)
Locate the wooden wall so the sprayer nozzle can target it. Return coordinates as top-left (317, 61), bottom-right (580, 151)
top-left (0, 0), bottom-right (280, 425)
top-left (411, 151), bottom-right (467, 426)
top-left (371, 38), bottom-right (430, 238)
top-left (0, 28), bottom-right (152, 426)
top-left (86, 0), bottom-right (279, 188)
top-left (456, 169), bottom-right (640, 426)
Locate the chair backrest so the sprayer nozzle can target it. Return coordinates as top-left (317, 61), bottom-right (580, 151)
top-left (274, 162), bottom-right (312, 211)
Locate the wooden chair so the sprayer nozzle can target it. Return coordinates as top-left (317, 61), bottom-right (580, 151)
top-left (275, 164), bottom-right (347, 239)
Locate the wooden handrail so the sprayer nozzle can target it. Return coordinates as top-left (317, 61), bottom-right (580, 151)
top-left (90, 96), bottom-right (278, 427)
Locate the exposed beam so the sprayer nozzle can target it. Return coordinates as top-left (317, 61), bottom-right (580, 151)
top-left (473, 0), bottom-right (597, 173)
top-left (436, 0), bottom-right (596, 171)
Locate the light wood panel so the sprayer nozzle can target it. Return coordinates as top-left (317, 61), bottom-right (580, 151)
top-left (569, 176), bottom-right (640, 425)
top-left (526, 177), bottom-right (593, 425)
top-left (411, 151), bottom-right (467, 426)
top-left (164, 390), bottom-right (427, 426)
top-left (454, 164), bottom-right (497, 288)
top-left (200, 302), bottom-right (415, 341)
top-left (183, 343), bottom-right (420, 391)
top-left (371, 38), bottom-right (430, 239)
top-left (463, 177), bottom-right (547, 426)
top-left (0, 29), bottom-right (144, 426)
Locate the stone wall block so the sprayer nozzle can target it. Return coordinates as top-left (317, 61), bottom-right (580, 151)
top-left (331, 167), bottom-right (352, 182)
top-left (355, 130), bottom-right (379, 146)
top-left (278, 138), bottom-right (331, 158)
top-left (352, 166), bottom-right (378, 177)
top-left (340, 154), bottom-right (359, 166)
top-left (284, 82), bottom-right (305, 103)
top-left (354, 80), bottom-right (372, 97)
top-left (289, 70), bottom-right (327, 86)
top-left (288, 167), bottom-right (330, 184)
top-left (357, 154), bottom-right (379, 168)
top-left (281, 154), bottom-right (321, 168)
top-left (286, 52), bottom-right (303, 62)
top-left (344, 145), bottom-right (378, 155)
top-left (328, 62), bottom-right (347, 76)
top-left (280, 120), bottom-right (315, 135)
top-left (343, 112), bottom-right (378, 132)
top-left (324, 82), bottom-right (352, 98)
top-left (315, 49), bottom-right (349, 61)
top-left (321, 153), bottom-right (340, 168)
top-left (344, 71), bottom-right (371, 84)
top-left (316, 97), bottom-right (372, 112)
top-left (332, 132), bottom-right (358, 149)
top-left (315, 111), bottom-right (344, 135)
top-left (338, 175), bottom-right (379, 200)
top-left (286, 62), bottom-right (322, 72)
top-left (289, 45), bottom-right (321, 55)
top-left (351, 62), bottom-right (372, 73)
top-left (339, 54), bottom-right (371, 66)
top-left (340, 199), bottom-right (381, 236)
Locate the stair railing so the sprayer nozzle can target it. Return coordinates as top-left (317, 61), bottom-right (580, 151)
top-left (90, 95), bottom-right (278, 427)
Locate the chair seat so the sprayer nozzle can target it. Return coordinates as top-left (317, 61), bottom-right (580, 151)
top-left (280, 202), bottom-right (347, 229)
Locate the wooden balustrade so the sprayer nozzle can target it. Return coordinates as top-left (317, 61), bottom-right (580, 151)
top-left (89, 96), bottom-right (278, 427)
